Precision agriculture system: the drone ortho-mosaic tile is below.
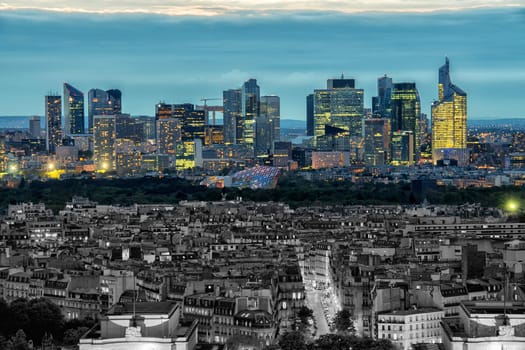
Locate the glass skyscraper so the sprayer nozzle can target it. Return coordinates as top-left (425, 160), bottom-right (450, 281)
top-left (312, 77), bottom-right (364, 152)
top-left (256, 95), bottom-right (280, 156)
top-left (88, 88), bottom-right (122, 134)
top-left (223, 89), bottom-right (241, 145)
top-left (390, 82), bottom-right (421, 163)
top-left (373, 75), bottom-right (393, 118)
top-left (431, 58), bottom-right (468, 165)
top-left (364, 118), bottom-right (390, 166)
top-left (63, 83), bottom-right (85, 135)
top-left (45, 95), bottom-right (62, 154)
top-left (240, 79), bottom-right (260, 149)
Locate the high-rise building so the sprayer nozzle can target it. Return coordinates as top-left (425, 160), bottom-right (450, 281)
top-left (239, 79), bottom-right (260, 148)
top-left (156, 118), bottom-right (181, 155)
top-left (373, 75), bottom-right (393, 118)
top-left (432, 58), bottom-right (468, 166)
top-left (390, 82), bottom-right (421, 163)
top-left (88, 89), bottom-right (121, 134)
top-left (45, 95), bottom-right (62, 154)
top-left (364, 118), bottom-right (390, 166)
top-left (223, 89), bottom-right (242, 144)
top-left (0, 136), bottom-right (6, 172)
top-left (63, 83), bottom-right (85, 135)
top-left (93, 115), bottom-right (116, 172)
top-left (256, 95), bottom-right (280, 156)
top-left (306, 94), bottom-right (314, 136)
top-left (390, 130), bottom-right (414, 166)
top-left (312, 77), bottom-right (364, 152)
top-left (29, 116), bottom-right (41, 139)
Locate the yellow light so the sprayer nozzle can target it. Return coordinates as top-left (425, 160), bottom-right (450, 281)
top-left (47, 163), bottom-right (55, 171)
top-left (8, 164), bottom-right (17, 173)
top-left (102, 162), bottom-right (109, 170)
top-left (507, 200), bottom-right (519, 212)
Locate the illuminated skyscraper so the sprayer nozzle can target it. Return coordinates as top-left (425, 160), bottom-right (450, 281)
top-left (364, 118), bottom-right (390, 166)
top-left (45, 95), bottom-right (62, 154)
top-left (373, 75), bottom-right (393, 118)
top-left (156, 118), bottom-right (181, 155)
top-left (29, 116), bottom-right (41, 139)
top-left (390, 82), bottom-right (421, 163)
top-left (93, 115), bottom-right (116, 172)
top-left (223, 89), bottom-right (242, 144)
top-left (88, 89), bottom-right (121, 134)
top-left (0, 136), bottom-right (6, 172)
top-left (63, 83), bottom-right (85, 135)
top-left (240, 79), bottom-right (260, 149)
top-left (256, 95), bottom-right (280, 156)
top-left (313, 77), bottom-right (364, 152)
top-left (432, 58), bottom-right (468, 165)
top-left (391, 130), bottom-right (414, 166)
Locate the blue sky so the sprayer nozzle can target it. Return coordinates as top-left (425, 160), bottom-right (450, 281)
top-left (0, 5), bottom-right (524, 120)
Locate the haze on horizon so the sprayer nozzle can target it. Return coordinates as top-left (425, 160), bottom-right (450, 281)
top-left (0, 5), bottom-right (524, 120)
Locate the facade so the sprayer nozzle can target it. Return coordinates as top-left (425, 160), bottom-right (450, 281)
top-left (391, 131), bottom-right (414, 166)
top-left (63, 83), bottom-right (85, 135)
top-left (256, 95), bottom-right (280, 156)
top-left (374, 74), bottom-right (393, 118)
top-left (377, 308), bottom-right (444, 350)
top-left (88, 89), bottom-right (122, 134)
top-left (313, 77), bottom-right (364, 153)
top-left (223, 88), bottom-right (242, 144)
top-left (364, 118), bottom-right (390, 166)
top-left (306, 94), bottom-right (314, 136)
top-left (156, 118), bottom-right (181, 155)
top-left (390, 82), bottom-right (421, 163)
top-left (29, 116), bottom-right (41, 139)
top-left (93, 115), bottom-right (117, 172)
top-left (45, 95), bottom-right (62, 154)
top-left (432, 58), bottom-right (468, 166)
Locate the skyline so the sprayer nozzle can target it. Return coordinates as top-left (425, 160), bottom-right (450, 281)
top-left (0, 7), bottom-right (524, 120)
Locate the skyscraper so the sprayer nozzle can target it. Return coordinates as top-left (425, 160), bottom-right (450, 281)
top-left (364, 118), bottom-right (390, 166)
top-left (29, 116), bottom-right (41, 139)
top-left (391, 130), bottom-right (414, 166)
top-left (256, 95), bottom-right (280, 156)
top-left (390, 82), bottom-right (421, 163)
top-left (223, 89), bottom-right (242, 144)
top-left (93, 115), bottom-right (116, 172)
top-left (240, 79), bottom-right (260, 149)
top-left (88, 89), bottom-right (121, 134)
top-left (63, 83), bottom-right (85, 135)
top-left (156, 118), bottom-right (181, 155)
top-left (312, 77), bottom-right (364, 151)
top-left (306, 94), bottom-right (314, 136)
top-left (431, 58), bottom-right (468, 165)
top-left (375, 75), bottom-right (393, 118)
top-left (45, 95), bottom-right (62, 154)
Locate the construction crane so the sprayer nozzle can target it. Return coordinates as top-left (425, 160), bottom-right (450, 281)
top-left (199, 98), bottom-right (223, 126)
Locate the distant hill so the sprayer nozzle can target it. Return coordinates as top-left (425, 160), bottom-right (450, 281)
top-left (469, 118), bottom-right (525, 128)
top-left (280, 119), bottom-right (305, 130)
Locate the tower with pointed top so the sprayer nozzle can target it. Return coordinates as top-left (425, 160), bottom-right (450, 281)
top-left (431, 58), bottom-right (468, 166)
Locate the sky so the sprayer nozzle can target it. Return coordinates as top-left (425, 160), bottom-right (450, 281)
top-left (0, 2), bottom-right (524, 120)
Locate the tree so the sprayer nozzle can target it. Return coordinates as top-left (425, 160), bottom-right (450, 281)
top-left (26, 298), bottom-right (65, 343)
top-left (297, 306), bottom-right (313, 325)
top-left (314, 334), bottom-right (354, 350)
top-left (11, 329), bottom-right (30, 350)
top-left (332, 310), bottom-right (355, 334)
top-left (63, 327), bottom-right (89, 346)
top-left (278, 331), bottom-right (307, 350)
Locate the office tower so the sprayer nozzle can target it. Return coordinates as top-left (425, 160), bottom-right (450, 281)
top-left (88, 89), bottom-right (122, 134)
top-left (45, 95), bottom-right (62, 154)
top-left (312, 76), bottom-right (364, 151)
top-left (135, 116), bottom-right (156, 143)
top-left (63, 83), bottom-right (85, 135)
top-left (115, 114), bottom-right (143, 144)
top-left (273, 141), bottom-right (292, 168)
top-left (373, 75), bottom-right (393, 118)
top-left (239, 79), bottom-right (260, 148)
top-left (93, 115), bottom-right (116, 172)
top-left (223, 89), bottom-right (242, 144)
top-left (182, 108), bottom-right (206, 141)
top-left (29, 116), bottom-right (41, 139)
top-left (432, 58), bottom-right (468, 166)
top-left (306, 94), bottom-right (314, 136)
top-left (0, 136), bottom-right (5, 172)
top-left (256, 95), bottom-right (280, 156)
top-left (156, 118), bottom-right (181, 155)
top-left (364, 118), bottom-right (390, 166)
top-left (390, 130), bottom-right (414, 166)
top-left (390, 82), bottom-right (421, 163)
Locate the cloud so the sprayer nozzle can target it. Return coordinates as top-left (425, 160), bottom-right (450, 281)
top-left (0, 0), bottom-right (523, 16)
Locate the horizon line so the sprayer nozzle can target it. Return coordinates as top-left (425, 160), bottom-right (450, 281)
top-left (0, 3), bottom-right (523, 18)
